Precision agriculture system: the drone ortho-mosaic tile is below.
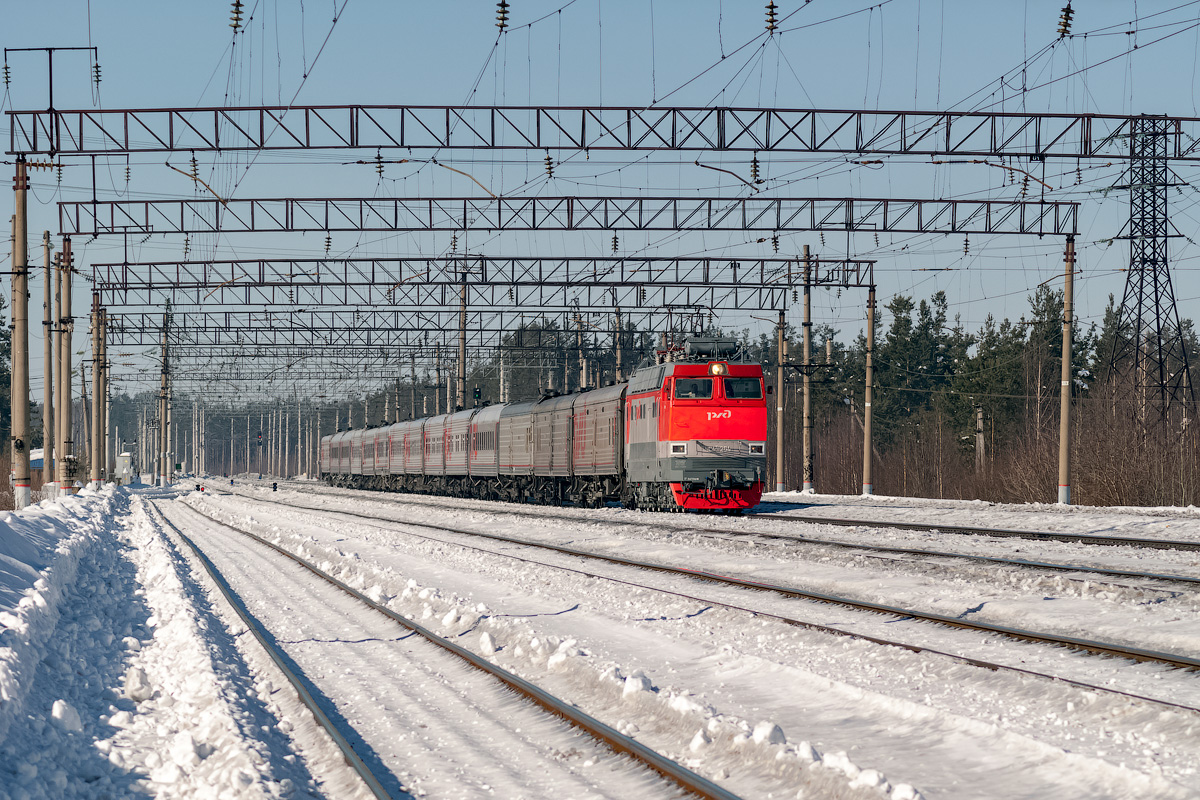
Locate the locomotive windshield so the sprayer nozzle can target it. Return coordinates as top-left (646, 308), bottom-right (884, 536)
top-left (674, 378), bottom-right (714, 399)
top-left (723, 377), bottom-right (763, 399)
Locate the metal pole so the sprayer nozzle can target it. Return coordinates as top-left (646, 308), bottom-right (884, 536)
top-left (458, 282), bottom-right (467, 411)
top-left (89, 294), bottom-right (102, 489)
top-left (802, 245), bottom-right (814, 493)
top-left (158, 313), bottom-right (169, 487)
top-left (1058, 235), bottom-right (1076, 505)
top-left (10, 158), bottom-right (32, 508)
top-left (42, 232), bottom-right (54, 496)
top-left (59, 238), bottom-right (74, 493)
top-left (775, 310), bottom-right (786, 493)
top-left (614, 306), bottom-right (623, 382)
top-left (863, 286), bottom-right (876, 495)
top-left (410, 354), bottom-right (417, 419)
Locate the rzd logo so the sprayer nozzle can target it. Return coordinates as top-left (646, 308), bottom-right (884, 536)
top-left (707, 410), bottom-right (732, 421)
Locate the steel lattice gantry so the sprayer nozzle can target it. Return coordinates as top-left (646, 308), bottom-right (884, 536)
top-left (59, 196), bottom-right (1079, 237)
top-left (8, 104), bottom-right (1200, 159)
top-left (104, 308), bottom-right (721, 347)
top-left (93, 255), bottom-right (874, 307)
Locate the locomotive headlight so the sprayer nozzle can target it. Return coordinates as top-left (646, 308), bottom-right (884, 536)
top-left (749, 443), bottom-right (765, 455)
top-left (670, 442), bottom-right (688, 455)
top-left (709, 362), bottom-right (729, 375)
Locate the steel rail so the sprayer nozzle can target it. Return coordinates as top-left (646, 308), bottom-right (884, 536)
top-left (253, 480), bottom-right (1200, 588)
top-left (196, 486), bottom-right (1200, 716)
top-left (163, 498), bottom-right (743, 800)
top-left (148, 501), bottom-right (394, 800)
top-left (751, 509), bottom-right (1200, 552)
top-left (210, 482), bottom-right (1200, 672)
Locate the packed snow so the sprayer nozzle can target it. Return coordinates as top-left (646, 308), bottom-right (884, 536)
top-left (0, 479), bottom-right (1198, 799)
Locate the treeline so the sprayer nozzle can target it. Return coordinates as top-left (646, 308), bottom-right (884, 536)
top-left (753, 288), bottom-right (1199, 507)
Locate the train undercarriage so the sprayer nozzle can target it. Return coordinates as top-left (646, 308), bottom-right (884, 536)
top-left (320, 472), bottom-right (758, 512)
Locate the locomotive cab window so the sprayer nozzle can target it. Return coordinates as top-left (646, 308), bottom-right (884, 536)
top-left (674, 378), bottom-right (713, 399)
top-left (724, 377), bottom-right (763, 399)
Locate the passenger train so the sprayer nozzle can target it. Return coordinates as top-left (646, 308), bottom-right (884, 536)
top-left (318, 338), bottom-right (768, 512)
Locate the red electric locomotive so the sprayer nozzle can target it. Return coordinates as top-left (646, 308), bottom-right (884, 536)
top-left (623, 338), bottom-right (767, 511)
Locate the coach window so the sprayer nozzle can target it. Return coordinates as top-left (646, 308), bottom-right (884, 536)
top-left (724, 377), bottom-right (763, 399)
top-left (674, 378), bottom-right (713, 399)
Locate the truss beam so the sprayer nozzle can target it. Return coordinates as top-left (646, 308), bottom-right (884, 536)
top-left (95, 255), bottom-right (872, 307)
top-left (106, 308), bottom-right (707, 347)
top-left (10, 105), bottom-right (1200, 159)
top-left (61, 196), bottom-right (1078, 237)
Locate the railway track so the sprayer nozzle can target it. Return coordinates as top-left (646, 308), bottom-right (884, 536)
top-left (195, 485), bottom-right (1200, 714)
top-left (224, 479), bottom-right (1200, 592)
top-left (153, 497), bottom-right (742, 800)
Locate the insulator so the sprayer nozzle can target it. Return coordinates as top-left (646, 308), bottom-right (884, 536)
top-left (1075, 166), bottom-right (1082, 186)
top-left (750, 154), bottom-right (760, 182)
top-left (183, 236), bottom-right (191, 258)
top-left (56, 164), bottom-right (63, 184)
top-left (836, 288), bottom-right (842, 299)
top-left (375, 150), bottom-right (384, 177)
top-left (611, 233), bottom-right (619, 253)
top-left (792, 289), bottom-right (798, 302)
top-left (819, 231), bottom-right (826, 247)
top-left (189, 153), bottom-right (199, 181)
top-left (324, 234), bottom-right (332, 256)
top-left (507, 286), bottom-right (514, 301)
top-left (1057, 3), bottom-right (1073, 37)
top-left (2, 63), bottom-right (10, 87)
top-left (963, 234), bottom-right (969, 255)
top-left (496, 0), bottom-right (510, 30)
top-left (1020, 175), bottom-right (1030, 197)
top-left (124, 165), bottom-right (131, 184)
top-left (451, 233), bottom-right (459, 252)
top-left (544, 151), bottom-right (554, 178)
top-left (230, 0), bottom-right (245, 30)
top-left (772, 234), bottom-right (779, 253)
top-left (92, 63), bottom-right (102, 86)
top-left (874, 232), bottom-right (880, 247)
top-left (639, 287), bottom-right (647, 302)
top-left (765, 1), bottom-right (778, 32)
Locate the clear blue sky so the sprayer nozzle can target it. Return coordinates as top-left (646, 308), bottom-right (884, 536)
top-left (4, 1), bottom-right (1200, 397)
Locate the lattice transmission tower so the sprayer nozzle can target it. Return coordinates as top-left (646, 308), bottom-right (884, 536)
top-left (1108, 115), bottom-right (1195, 423)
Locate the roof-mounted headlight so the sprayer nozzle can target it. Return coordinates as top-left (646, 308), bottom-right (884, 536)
top-left (709, 362), bottom-right (729, 375)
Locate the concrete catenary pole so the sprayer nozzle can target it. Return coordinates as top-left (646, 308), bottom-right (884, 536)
top-left (1058, 235), bottom-right (1076, 505)
top-left (89, 294), bottom-right (102, 489)
top-left (42, 233), bottom-right (54, 495)
top-left (10, 158), bottom-right (31, 509)
top-left (775, 310), bottom-right (786, 493)
top-left (862, 286), bottom-right (877, 495)
top-left (975, 405), bottom-right (986, 473)
top-left (100, 308), bottom-right (109, 480)
top-left (801, 245), bottom-right (814, 493)
top-left (58, 238), bottom-right (74, 493)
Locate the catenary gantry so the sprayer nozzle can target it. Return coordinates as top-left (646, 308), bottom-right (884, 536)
top-left (9, 104), bottom-right (1200, 159)
top-left (59, 196), bottom-right (1078, 237)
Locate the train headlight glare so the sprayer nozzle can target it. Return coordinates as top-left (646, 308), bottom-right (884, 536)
top-left (709, 362), bottom-right (729, 375)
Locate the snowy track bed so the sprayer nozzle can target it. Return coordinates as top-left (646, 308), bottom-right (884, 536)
top-left (156, 499), bottom-right (738, 800)
top-left (191, 484), bottom-right (1200, 798)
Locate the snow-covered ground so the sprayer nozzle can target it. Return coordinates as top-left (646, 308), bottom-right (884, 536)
top-left (1, 481), bottom-right (1198, 799)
